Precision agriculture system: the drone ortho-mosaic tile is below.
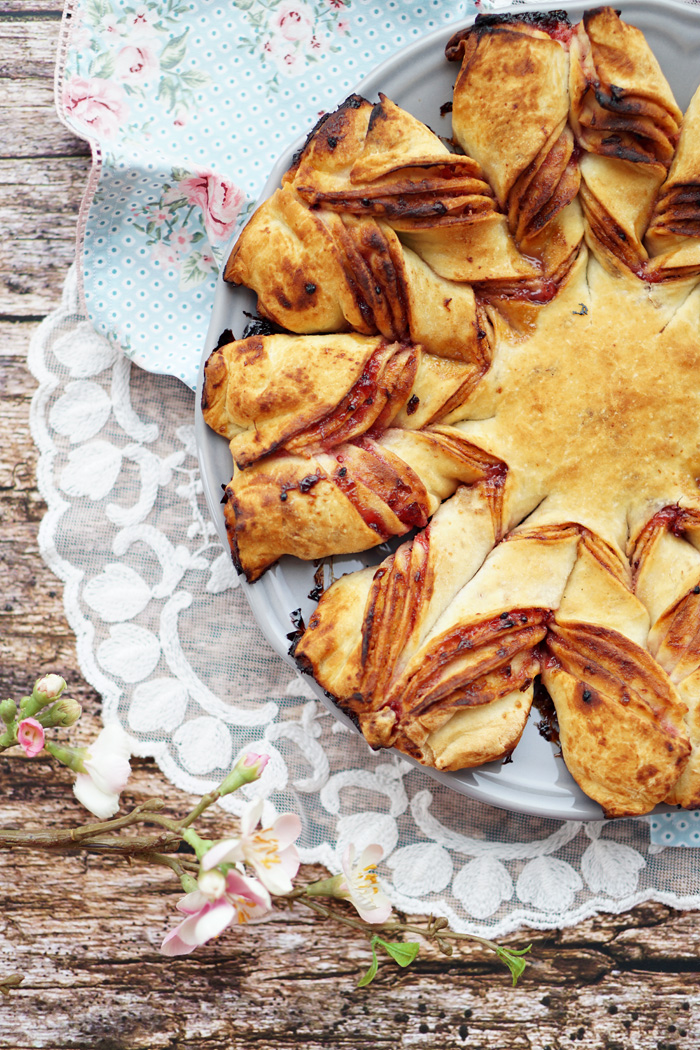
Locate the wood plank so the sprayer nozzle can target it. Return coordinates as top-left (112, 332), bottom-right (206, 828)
top-left (0, 320), bottom-right (43, 355)
top-left (1, 85), bottom-right (91, 159)
top-left (0, 19), bottom-right (66, 80)
top-left (0, 4), bottom-right (64, 14)
top-left (0, 155), bottom-right (91, 315)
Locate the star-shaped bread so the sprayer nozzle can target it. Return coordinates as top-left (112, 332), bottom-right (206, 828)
top-left (202, 7), bottom-right (700, 817)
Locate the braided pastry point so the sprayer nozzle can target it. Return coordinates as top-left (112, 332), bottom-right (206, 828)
top-left (222, 427), bottom-right (491, 582)
top-left (646, 86), bottom-right (700, 278)
top-left (203, 329), bottom-right (497, 580)
top-left (289, 93), bottom-right (495, 223)
top-left (633, 509), bottom-right (700, 808)
top-left (225, 185), bottom-right (492, 362)
top-left (570, 7), bottom-right (682, 276)
top-left (446, 11), bottom-right (582, 279)
top-left (543, 528), bottom-right (689, 818)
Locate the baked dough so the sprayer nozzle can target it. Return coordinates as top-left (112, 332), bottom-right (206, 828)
top-left (206, 8), bottom-right (700, 817)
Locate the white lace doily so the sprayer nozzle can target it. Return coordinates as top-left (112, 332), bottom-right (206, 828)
top-left (28, 266), bottom-right (700, 936)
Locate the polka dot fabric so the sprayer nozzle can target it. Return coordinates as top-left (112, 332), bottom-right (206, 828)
top-left (649, 811), bottom-right (700, 848)
top-left (59, 0), bottom-right (476, 389)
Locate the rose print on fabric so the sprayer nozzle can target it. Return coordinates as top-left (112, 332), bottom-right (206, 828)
top-left (113, 43), bottom-right (160, 86)
top-left (62, 76), bottom-right (130, 139)
top-left (176, 172), bottom-right (246, 244)
top-left (132, 167), bottom-right (246, 286)
top-left (66, 0), bottom-right (211, 133)
top-left (236, 0), bottom-right (353, 90)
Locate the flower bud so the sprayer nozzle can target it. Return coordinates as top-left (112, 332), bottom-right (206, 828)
top-left (179, 873), bottom-right (199, 895)
top-left (218, 751), bottom-right (269, 796)
top-left (17, 718), bottom-right (45, 758)
top-left (0, 699), bottom-right (16, 726)
top-left (38, 697), bottom-right (82, 729)
top-left (34, 674), bottom-right (66, 702)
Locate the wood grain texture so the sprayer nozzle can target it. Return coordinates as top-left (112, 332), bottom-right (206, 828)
top-left (1, 10), bottom-right (699, 1049)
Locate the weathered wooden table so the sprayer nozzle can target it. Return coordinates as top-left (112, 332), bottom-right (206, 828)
top-left (1, 5), bottom-right (699, 1047)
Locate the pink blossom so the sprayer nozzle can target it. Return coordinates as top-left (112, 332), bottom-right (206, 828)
top-left (270, 2), bottom-right (315, 42)
top-left (172, 229), bottom-right (192, 251)
top-left (150, 242), bottom-right (181, 268)
top-left (160, 870), bottom-right (271, 956)
top-left (328, 0), bottom-right (346, 7)
top-left (242, 752), bottom-right (269, 773)
top-left (17, 718), bottom-right (45, 759)
top-left (177, 170), bottom-right (245, 243)
top-left (202, 799), bottom-right (302, 895)
top-left (337, 18), bottom-right (350, 35)
top-left (99, 14), bottom-right (124, 37)
top-left (62, 76), bottom-right (129, 140)
top-left (114, 44), bottom-right (159, 86)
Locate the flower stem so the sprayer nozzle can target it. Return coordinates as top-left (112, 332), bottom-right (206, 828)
top-left (139, 852), bottom-right (199, 878)
top-left (0, 799), bottom-right (170, 847)
top-left (280, 893), bottom-right (527, 971)
top-left (0, 831), bottom-right (183, 854)
top-left (178, 790), bottom-right (221, 828)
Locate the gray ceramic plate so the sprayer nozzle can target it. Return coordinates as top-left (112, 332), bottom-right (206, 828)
top-left (195, 0), bottom-right (700, 820)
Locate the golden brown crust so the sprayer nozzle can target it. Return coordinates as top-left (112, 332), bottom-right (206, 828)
top-left (290, 93), bottom-right (495, 224)
top-left (202, 333), bottom-right (416, 466)
top-left (206, 8), bottom-right (700, 815)
top-left (543, 623), bottom-right (689, 818)
top-left (225, 185), bottom-right (492, 362)
top-left (448, 18), bottom-right (570, 208)
top-left (570, 7), bottom-right (681, 168)
top-left (226, 427), bottom-right (493, 581)
top-left (646, 86), bottom-right (700, 278)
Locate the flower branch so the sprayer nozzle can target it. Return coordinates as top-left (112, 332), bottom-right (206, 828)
top-left (0, 675), bottom-right (532, 988)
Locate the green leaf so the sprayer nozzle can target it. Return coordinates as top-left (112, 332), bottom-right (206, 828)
top-left (157, 76), bottom-right (177, 111)
top-left (89, 51), bottom-right (116, 79)
top-left (496, 944), bottom-right (531, 986)
top-left (160, 29), bottom-right (190, 70)
top-left (356, 941), bottom-right (379, 988)
top-left (171, 166), bottom-right (191, 183)
top-left (180, 69), bottom-right (211, 90)
top-left (376, 939), bottom-right (420, 968)
top-left (85, 0), bottom-right (113, 25)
